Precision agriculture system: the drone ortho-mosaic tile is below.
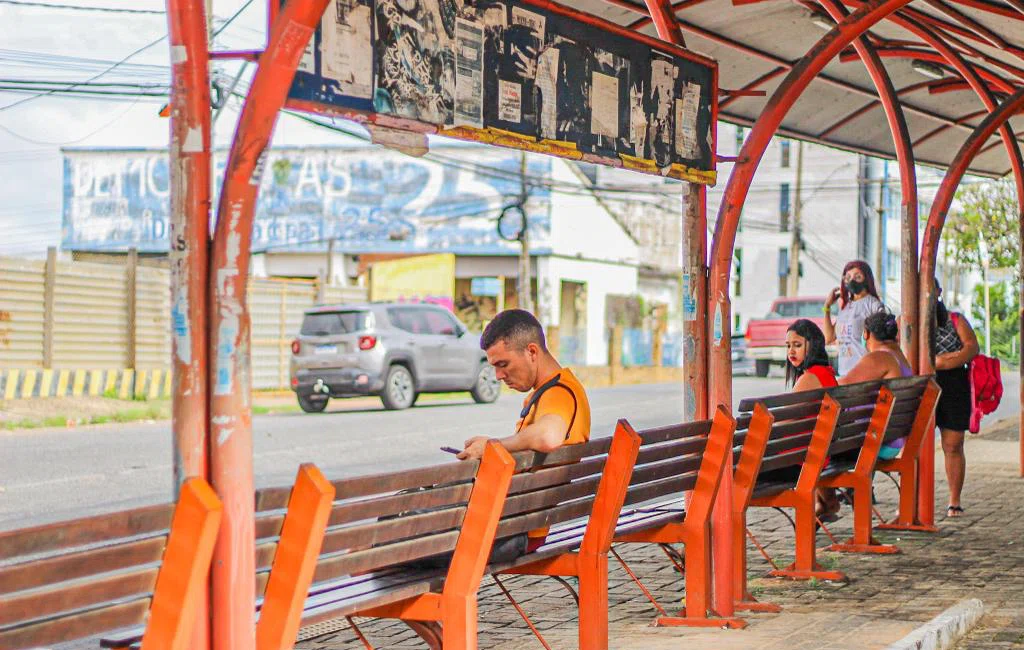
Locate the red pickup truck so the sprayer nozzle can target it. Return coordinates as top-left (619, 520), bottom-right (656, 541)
top-left (744, 296), bottom-right (836, 377)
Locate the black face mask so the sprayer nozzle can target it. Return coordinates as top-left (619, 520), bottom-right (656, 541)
top-left (846, 279), bottom-right (867, 295)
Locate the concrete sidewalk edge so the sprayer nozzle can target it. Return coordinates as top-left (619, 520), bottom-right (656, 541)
top-left (885, 598), bottom-right (984, 650)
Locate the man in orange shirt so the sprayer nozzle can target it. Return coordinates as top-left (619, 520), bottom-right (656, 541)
top-left (458, 308), bottom-right (591, 551)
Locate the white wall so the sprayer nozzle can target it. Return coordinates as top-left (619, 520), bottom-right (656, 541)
top-left (709, 124), bottom-right (863, 333)
top-left (538, 256), bottom-right (639, 366)
top-left (547, 160), bottom-right (640, 266)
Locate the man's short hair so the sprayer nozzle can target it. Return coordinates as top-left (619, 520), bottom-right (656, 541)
top-left (481, 309), bottom-right (546, 352)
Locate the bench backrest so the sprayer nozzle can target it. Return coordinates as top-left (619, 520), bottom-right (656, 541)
top-left (0, 478), bottom-right (221, 650)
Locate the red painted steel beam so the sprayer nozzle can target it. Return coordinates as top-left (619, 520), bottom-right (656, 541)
top-left (641, 0), bottom-right (719, 618)
top-left (924, 0), bottom-right (1010, 50)
top-left (911, 109), bottom-right (989, 146)
top-left (918, 87), bottom-right (1024, 480)
top-left (707, 0), bottom-right (914, 614)
top-left (838, 47), bottom-right (1016, 92)
top-left (820, 0), bottom-right (920, 370)
top-left (946, 0), bottom-right (1024, 19)
top-left (720, 67), bottom-right (786, 109)
top-left (207, 0), bottom-right (330, 647)
top-left (627, 0), bottom-right (712, 30)
top-left (165, 0), bottom-right (211, 645)
top-left (210, 49), bottom-right (263, 61)
top-left (817, 79), bottom-right (946, 139)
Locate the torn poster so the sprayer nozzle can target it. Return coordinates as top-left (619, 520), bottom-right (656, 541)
top-left (676, 81), bottom-right (701, 159)
top-left (535, 45), bottom-right (559, 139)
top-left (629, 79), bottom-right (647, 155)
top-left (591, 71), bottom-right (619, 138)
top-left (648, 56), bottom-right (676, 166)
top-left (511, 6), bottom-right (545, 40)
top-left (498, 79), bottom-right (522, 122)
top-left (298, 34), bottom-right (315, 74)
top-left (321, 0), bottom-right (373, 98)
top-left (454, 18), bottom-right (484, 128)
top-left (374, 0), bottom-right (455, 124)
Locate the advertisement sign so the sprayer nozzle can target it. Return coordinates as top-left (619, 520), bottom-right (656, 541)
top-left (62, 146), bottom-right (551, 254)
top-left (369, 253), bottom-right (456, 310)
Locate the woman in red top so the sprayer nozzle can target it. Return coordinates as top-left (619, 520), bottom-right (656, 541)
top-left (785, 319), bottom-right (840, 519)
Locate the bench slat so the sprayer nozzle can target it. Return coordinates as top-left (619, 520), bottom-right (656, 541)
top-left (0, 597), bottom-right (150, 650)
top-left (0, 504), bottom-right (173, 561)
top-left (0, 535), bottom-right (166, 596)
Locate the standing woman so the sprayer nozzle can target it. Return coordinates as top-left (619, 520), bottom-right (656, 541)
top-left (931, 280), bottom-right (979, 518)
top-left (823, 261), bottom-right (884, 377)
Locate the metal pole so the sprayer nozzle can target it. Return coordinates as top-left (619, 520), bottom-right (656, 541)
top-left (787, 140), bottom-right (803, 296)
top-left (165, 0), bottom-right (211, 646)
top-left (207, 0), bottom-right (328, 647)
top-left (918, 88), bottom-right (1024, 509)
top-left (876, 172), bottom-right (885, 300)
top-left (708, 0), bottom-right (916, 614)
top-left (518, 151), bottom-right (533, 313)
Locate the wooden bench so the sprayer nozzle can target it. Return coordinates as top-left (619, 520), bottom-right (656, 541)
top-left (732, 376), bottom-right (940, 611)
top-left (609, 405), bottom-right (770, 629)
top-left (0, 477), bottom-right (222, 650)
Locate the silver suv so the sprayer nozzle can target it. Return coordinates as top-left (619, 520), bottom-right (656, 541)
top-left (289, 302), bottom-right (501, 412)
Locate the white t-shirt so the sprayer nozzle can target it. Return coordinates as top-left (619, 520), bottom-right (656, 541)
top-left (835, 295), bottom-right (883, 376)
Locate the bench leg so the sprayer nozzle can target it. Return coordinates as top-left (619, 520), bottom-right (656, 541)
top-left (768, 497), bottom-right (846, 582)
top-left (876, 465), bottom-right (938, 533)
top-left (654, 526), bottom-right (746, 629)
top-left (733, 512), bottom-right (782, 613)
top-left (578, 553), bottom-right (609, 650)
top-left (439, 594), bottom-right (477, 650)
top-left (827, 476), bottom-right (900, 554)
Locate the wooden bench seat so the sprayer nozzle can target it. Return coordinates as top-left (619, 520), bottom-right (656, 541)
top-left (0, 478), bottom-right (222, 650)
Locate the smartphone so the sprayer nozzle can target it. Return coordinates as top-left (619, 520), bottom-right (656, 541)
top-left (440, 446), bottom-right (462, 455)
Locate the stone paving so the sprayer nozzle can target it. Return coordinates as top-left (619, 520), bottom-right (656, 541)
top-left (297, 419), bottom-right (1024, 650)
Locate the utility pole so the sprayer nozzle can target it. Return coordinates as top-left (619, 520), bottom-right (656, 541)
top-left (518, 151), bottom-right (533, 312)
top-left (875, 167), bottom-right (886, 301)
top-left (326, 238), bottom-right (335, 287)
top-left (787, 140), bottom-right (804, 296)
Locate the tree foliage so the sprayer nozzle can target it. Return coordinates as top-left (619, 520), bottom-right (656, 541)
top-left (947, 179), bottom-right (1019, 272)
top-left (971, 281), bottom-right (1020, 365)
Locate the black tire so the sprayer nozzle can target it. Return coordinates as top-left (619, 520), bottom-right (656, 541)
top-left (470, 364), bottom-right (500, 404)
top-left (755, 360), bottom-right (771, 378)
top-left (380, 365), bottom-right (416, 410)
top-left (297, 394), bottom-right (328, 413)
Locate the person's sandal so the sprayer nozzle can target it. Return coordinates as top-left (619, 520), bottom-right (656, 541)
top-left (946, 505), bottom-right (964, 518)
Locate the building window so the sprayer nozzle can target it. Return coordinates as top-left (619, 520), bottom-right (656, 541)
top-left (735, 127), bottom-right (745, 154)
top-left (780, 139), bottom-right (791, 168)
top-left (779, 182), bottom-right (791, 231)
top-left (733, 248), bottom-right (743, 297)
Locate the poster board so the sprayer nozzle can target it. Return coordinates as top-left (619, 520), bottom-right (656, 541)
top-left (369, 253), bottom-right (457, 310)
top-left (280, 0), bottom-right (718, 184)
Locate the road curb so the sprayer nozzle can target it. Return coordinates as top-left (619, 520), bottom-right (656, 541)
top-left (885, 599), bottom-right (984, 650)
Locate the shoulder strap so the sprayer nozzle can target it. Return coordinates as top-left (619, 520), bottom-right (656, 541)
top-left (520, 373), bottom-right (579, 441)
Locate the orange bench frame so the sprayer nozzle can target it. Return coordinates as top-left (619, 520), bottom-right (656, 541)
top-left (613, 406), bottom-right (768, 629)
top-left (875, 380), bottom-right (943, 533)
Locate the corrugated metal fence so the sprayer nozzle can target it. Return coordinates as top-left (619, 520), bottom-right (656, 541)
top-left (0, 254), bottom-right (366, 393)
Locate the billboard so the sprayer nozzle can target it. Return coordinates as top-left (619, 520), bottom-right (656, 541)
top-left (62, 146), bottom-right (552, 254)
top-left (369, 253), bottom-right (456, 310)
top-left (281, 0), bottom-right (717, 184)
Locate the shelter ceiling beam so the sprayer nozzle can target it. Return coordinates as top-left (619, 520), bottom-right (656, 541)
top-left (720, 67), bottom-right (786, 108)
top-left (626, 0), bottom-right (713, 29)
top-left (911, 109), bottom-right (989, 146)
top-left (946, 0), bottom-right (1024, 19)
top-left (924, 0), bottom-right (1011, 50)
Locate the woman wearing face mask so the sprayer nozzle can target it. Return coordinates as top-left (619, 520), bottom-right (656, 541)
top-left (782, 319), bottom-right (841, 519)
top-left (823, 260), bottom-right (884, 377)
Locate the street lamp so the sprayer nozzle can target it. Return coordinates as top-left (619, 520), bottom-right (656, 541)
top-left (978, 231), bottom-right (991, 356)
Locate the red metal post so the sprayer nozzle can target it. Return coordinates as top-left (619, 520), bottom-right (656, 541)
top-left (707, 0), bottom-right (916, 614)
top-left (818, 0), bottom-right (919, 372)
top-left (641, 0), bottom-right (714, 608)
top-left (165, 0), bottom-right (211, 646)
top-left (208, 0), bottom-right (329, 648)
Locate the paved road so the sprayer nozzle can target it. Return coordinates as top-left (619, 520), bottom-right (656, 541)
top-left (1, 371), bottom-right (1017, 530)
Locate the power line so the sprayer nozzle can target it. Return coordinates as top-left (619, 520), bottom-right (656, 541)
top-left (0, 0), bottom-right (164, 13)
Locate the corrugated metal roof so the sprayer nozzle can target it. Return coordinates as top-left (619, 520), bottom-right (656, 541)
top-left (581, 0), bottom-right (1024, 177)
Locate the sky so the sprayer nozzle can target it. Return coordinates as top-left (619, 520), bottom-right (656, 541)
top-left (0, 0), bottom-right (367, 257)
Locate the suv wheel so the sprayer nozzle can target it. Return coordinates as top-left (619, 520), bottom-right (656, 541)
top-left (470, 364), bottom-right (500, 404)
top-left (381, 365), bottom-right (416, 410)
top-left (298, 394), bottom-right (328, 413)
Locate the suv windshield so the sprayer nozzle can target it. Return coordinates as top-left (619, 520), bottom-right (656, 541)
top-left (301, 310), bottom-right (369, 336)
top-left (770, 301), bottom-right (821, 319)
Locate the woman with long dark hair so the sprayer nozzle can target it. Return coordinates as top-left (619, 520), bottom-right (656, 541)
top-left (783, 319), bottom-right (840, 519)
top-left (931, 280), bottom-right (979, 518)
top-left (823, 260), bottom-right (883, 377)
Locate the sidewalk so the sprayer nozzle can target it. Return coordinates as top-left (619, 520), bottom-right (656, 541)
top-left (297, 416), bottom-right (1024, 650)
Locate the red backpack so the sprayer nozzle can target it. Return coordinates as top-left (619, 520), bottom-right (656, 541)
top-left (951, 313), bottom-right (1003, 433)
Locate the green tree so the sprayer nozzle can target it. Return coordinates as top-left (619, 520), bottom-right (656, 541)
top-left (946, 179), bottom-right (1019, 272)
top-left (971, 281), bottom-right (1020, 366)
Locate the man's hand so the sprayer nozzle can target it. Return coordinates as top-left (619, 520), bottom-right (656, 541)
top-left (457, 436), bottom-right (491, 461)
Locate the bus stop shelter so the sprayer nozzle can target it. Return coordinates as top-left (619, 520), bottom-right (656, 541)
top-left (162, 0), bottom-right (1024, 645)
